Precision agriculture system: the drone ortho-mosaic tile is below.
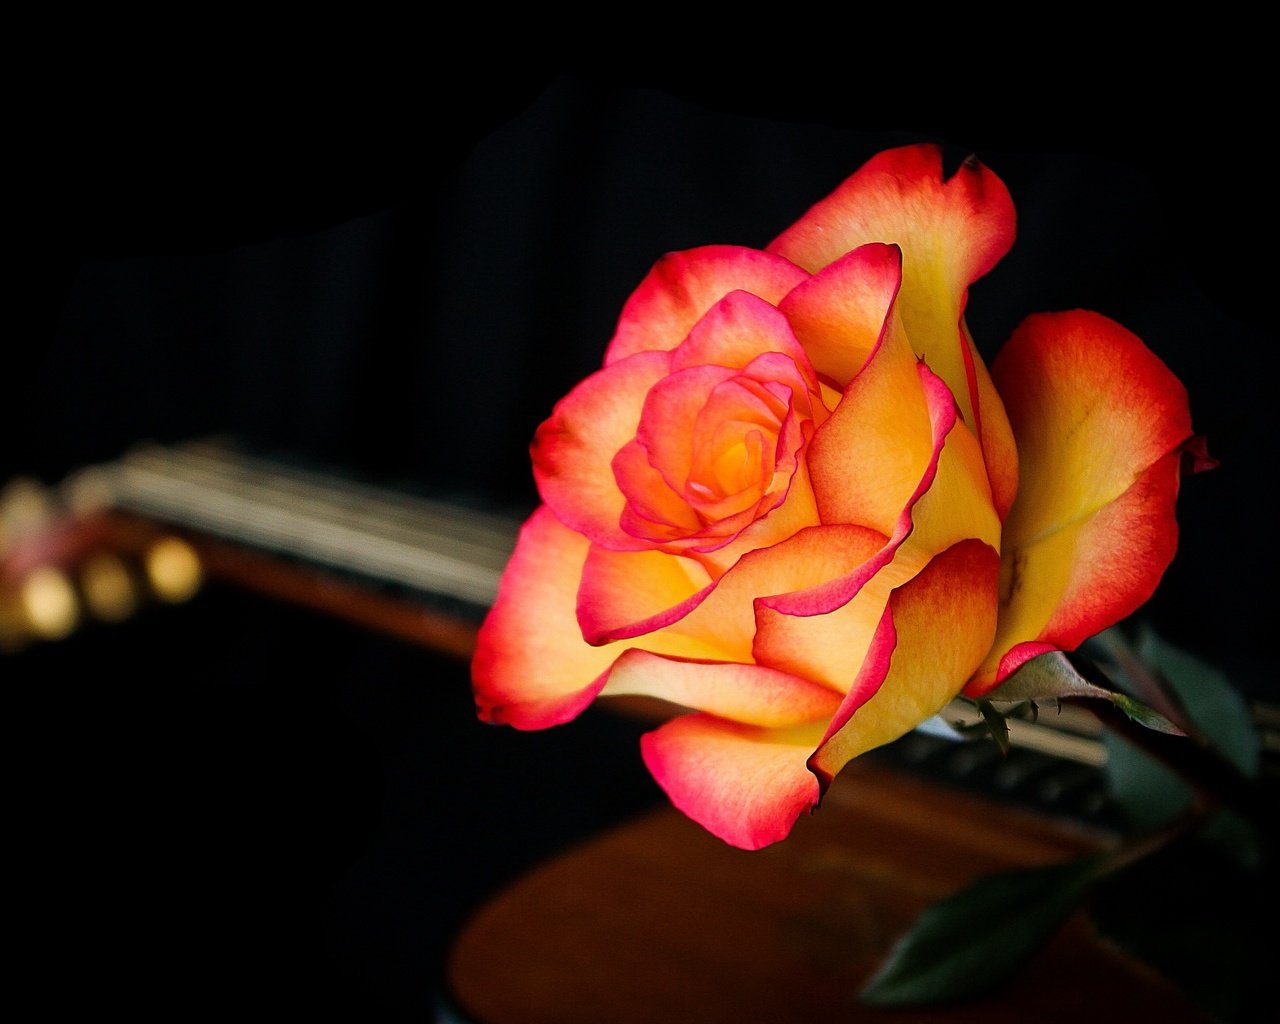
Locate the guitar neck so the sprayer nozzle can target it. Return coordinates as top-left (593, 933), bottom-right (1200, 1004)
top-left (6, 438), bottom-right (524, 660)
top-left (7, 438), bottom-right (1277, 803)
top-left (68, 438), bottom-right (523, 613)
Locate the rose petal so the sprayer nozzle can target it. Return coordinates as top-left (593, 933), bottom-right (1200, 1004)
top-left (472, 507), bottom-right (619, 727)
top-left (968, 310), bottom-right (1199, 693)
top-left (805, 296), bottom-right (935, 537)
top-left (670, 289), bottom-right (818, 389)
top-left (808, 537), bottom-right (1001, 788)
top-left (755, 387), bottom-right (997, 695)
top-left (605, 245), bottom-right (810, 365)
top-left (577, 544), bottom-right (716, 646)
top-left (768, 361), bottom-right (961, 625)
top-left (640, 714), bottom-right (826, 850)
top-left (769, 143), bottom-right (1018, 520)
top-left (768, 145), bottom-right (1014, 284)
top-left (472, 507), bottom-right (719, 728)
top-left (576, 487), bottom-right (838, 650)
top-left (777, 241), bottom-right (903, 390)
top-left (969, 449), bottom-right (1185, 695)
top-left (752, 542), bottom-right (925, 691)
top-left (533, 350), bottom-right (673, 550)
top-left (675, 522), bottom-right (890, 668)
top-left (963, 321), bottom-right (1020, 521)
top-left (612, 439), bottom-right (703, 540)
top-left (601, 649), bottom-right (841, 726)
top-left (902, 405), bottom-right (1001, 557)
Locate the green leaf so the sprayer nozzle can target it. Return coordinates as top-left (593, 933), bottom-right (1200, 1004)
top-left (1101, 730), bottom-right (1193, 831)
top-left (1085, 626), bottom-right (1192, 731)
top-left (975, 699), bottom-right (1011, 756)
top-left (984, 650), bottom-right (1185, 735)
top-left (1108, 691), bottom-right (1190, 735)
top-left (859, 856), bottom-right (1103, 1007)
top-left (1135, 627), bottom-right (1260, 778)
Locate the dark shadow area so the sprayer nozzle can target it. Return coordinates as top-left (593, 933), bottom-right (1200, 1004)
top-left (11, 71), bottom-right (1273, 1019)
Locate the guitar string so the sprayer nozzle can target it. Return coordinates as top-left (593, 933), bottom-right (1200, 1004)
top-left (82, 441), bottom-right (519, 608)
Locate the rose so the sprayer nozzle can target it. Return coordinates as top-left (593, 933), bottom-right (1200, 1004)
top-left (471, 144), bottom-right (1210, 850)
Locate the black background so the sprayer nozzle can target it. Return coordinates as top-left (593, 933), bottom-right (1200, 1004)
top-left (11, 64), bottom-right (1274, 1019)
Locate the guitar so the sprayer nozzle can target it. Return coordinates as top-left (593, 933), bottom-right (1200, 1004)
top-left (6, 438), bottom-right (1273, 1021)
top-left (4, 436), bottom-right (1276, 792)
top-left (0, 437), bottom-right (519, 660)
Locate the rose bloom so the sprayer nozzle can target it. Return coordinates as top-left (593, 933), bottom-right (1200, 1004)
top-left (471, 144), bottom-right (1211, 850)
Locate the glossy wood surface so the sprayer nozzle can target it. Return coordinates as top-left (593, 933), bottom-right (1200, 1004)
top-left (444, 759), bottom-right (1205, 1024)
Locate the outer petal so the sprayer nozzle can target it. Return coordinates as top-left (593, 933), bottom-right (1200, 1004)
top-left (640, 715), bottom-right (826, 850)
top-left (964, 321), bottom-right (1020, 521)
top-left (472, 507), bottom-right (719, 728)
top-left (968, 310), bottom-right (1201, 692)
top-left (604, 245), bottom-right (810, 365)
top-left (674, 523), bottom-right (890, 670)
top-left (754, 367), bottom-right (998, 693)
top-left (809, 538), bottom-right (1001, 788)
top-left (767, 361), bottom-right (961, 624)
top-left (776, 242), bottom-right (903, 390)
top-left (768, 145), bottom-right (1014, 284)
top-left (533, 350), bottom-right (672, 550)
top-left (601, 649), bottom-right (841, 726)
top-left (472, 507), bottom-right (619, 727)
top-left (804, 288), bottom-right (932, 537)
top-left (752, 543), bottom-right (926, 691)
top-left (578, 544), bottom-right (715, 646)
top-left (768, 143), bottom-right (1018, 519)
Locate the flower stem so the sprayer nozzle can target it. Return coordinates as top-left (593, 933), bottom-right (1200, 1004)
top-left (1066, 697), bottom-right (1278, 849)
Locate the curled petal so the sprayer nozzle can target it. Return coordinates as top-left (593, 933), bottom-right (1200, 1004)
top-left (752, 543), bottom-right (925, 692)
top-left (768, 145), bottom-right (1014, 284)
top-left (601, 649), bottom-right (841, 726)
top-left (578, 545), bottom-right (715, 646)
top-left (772, 361), bottom-right (960, 622)
top-left (903, 408), bottom-right (1000, 557)
top-left (769, 143), bottom-right (1018, 520)
top-left (777, 241), bottom-right (903, 390)
top-left (605, 245), bottom-right (809, 365)
top-left (963, 321), bottom-right (1020, 521)
top-left (640, 715), bottom-right (826, 850)
top-left (533, 351), bottom-right (672, 550)
top-left (669, 289), bottom-right (818, 389)
top-left (580, 467), bottom-right (827, 649)
top-left (612, 439), bottom-right (703, 540)
top-left (675, 522), bottom-right (890, 668)
top-left (472, 507), bottom-right (620, 728)
top-left (805, 298), bottom-right (931, 537)
top-left (472, 507), bottom-right (718, 728)
top-left (969, 310), bottom-right (1202, 693)
top-left (809, 538), bottom-right (1001, 789)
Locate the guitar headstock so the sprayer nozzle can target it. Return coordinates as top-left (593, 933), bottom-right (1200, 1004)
top-left (0, 469), bottom-right (202, 652)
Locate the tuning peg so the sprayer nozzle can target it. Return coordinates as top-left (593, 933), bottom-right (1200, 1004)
top-left (79, 551), bottom-right (139, 623)
top-left (144, 536), bottom-right (202, 603)
top-left (18, 565), bottom-right (79, 641)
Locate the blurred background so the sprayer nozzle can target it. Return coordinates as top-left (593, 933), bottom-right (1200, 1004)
top-left (10, 68), bottom-right (1273, 1018)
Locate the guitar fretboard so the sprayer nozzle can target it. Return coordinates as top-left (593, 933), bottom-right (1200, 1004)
top-left (64, 439), bottom-right (523, 614)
